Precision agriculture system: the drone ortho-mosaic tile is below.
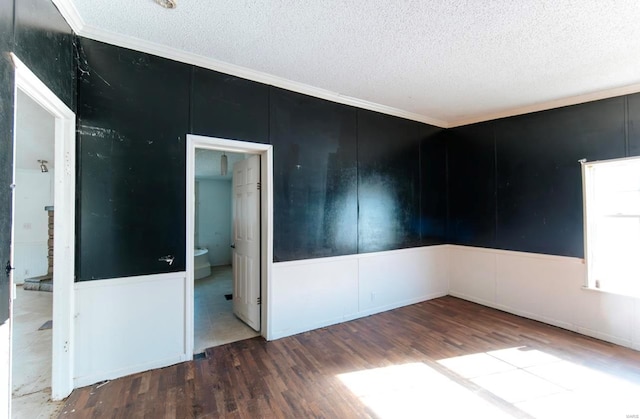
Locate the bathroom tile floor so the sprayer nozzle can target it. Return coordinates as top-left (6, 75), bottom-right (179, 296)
top-left (11, 285), bottom-right (65, 418)
top-left (194, 265), bottom-right (260, 354)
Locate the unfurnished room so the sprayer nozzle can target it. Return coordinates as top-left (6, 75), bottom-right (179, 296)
top-left (1, 1), bottom-right (640, 418)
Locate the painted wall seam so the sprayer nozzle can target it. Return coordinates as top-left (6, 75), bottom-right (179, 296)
top-left (625, 95), bottom-right (630, 157)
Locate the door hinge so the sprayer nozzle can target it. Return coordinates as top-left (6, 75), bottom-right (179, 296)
top-left (257, 296), bottom-right (261, 305)
top-left (5, 260), bottom-right (14, 277)
top-left (257, 182), bottom-right (261, 191)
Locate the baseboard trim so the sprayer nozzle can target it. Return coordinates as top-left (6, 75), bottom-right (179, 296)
top-left (449, 291), bottom-right (633, 349)
top-left (269, 291), bottom-right (447, 340)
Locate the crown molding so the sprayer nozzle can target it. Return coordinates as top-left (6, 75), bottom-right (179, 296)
top-left (52, 0), bottom-right (450, 129)
top-left (51, 0), bottom-right (85, 34)
top-left (79, 24), bottom-right (450, 128)
top-left (48, 0), bottom-right (640, 131)
top-left (449, 83), bottom-right (640, 128)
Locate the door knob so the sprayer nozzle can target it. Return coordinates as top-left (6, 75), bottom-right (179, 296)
top-left (230, 244), bottom-right (236, 249)
top-left (158, 255), bottom-right (175, 265)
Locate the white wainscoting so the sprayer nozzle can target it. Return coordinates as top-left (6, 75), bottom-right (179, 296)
top-left (73, 272), bottom-right (188, 388)
top-left (448, 245), bottom-right (640, 351)
top-left (70, 243), bottom-right (640, 389)
top-left (0, 320), bottom-right (9, 418)
top-left (269, 246), bottom-right (449, 340)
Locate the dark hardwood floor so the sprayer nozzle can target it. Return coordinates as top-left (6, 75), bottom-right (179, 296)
top-left (58, 296), bottom-right (640, 418)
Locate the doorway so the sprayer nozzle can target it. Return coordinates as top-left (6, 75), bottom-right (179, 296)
top-left (10, 88), bottom-right (58, 415)
top-left (9, 55), bottom-right (75, 408)
top-left (193, 149), bottom-right (257, 352)
top-left (186, 135), bottom-right (273, 357)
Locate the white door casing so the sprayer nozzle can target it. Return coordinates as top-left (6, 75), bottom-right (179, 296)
top-left (11, 54), bottom-right (76, 401)
top-left (232, 155), bottom-right (261, 331)
top-left (186, 134), bottom-right (273, 357)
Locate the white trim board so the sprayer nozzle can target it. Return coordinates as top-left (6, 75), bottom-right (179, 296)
top-left (12, 53), bottom-right (77, 400)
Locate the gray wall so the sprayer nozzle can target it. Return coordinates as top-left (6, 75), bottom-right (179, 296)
top-left (196, 179), bottom-right (232, 267)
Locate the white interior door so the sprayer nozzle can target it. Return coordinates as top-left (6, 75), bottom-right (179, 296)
top-left (232, 154), bottom-right (260, 331)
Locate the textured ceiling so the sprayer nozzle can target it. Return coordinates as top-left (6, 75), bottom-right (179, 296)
top-left (65, 0), bottom-right (640, 127)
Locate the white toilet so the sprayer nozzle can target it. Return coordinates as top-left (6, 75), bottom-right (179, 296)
top-left (194, 248), bottom-right (211, 279)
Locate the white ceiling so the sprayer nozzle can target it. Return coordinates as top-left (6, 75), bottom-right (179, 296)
top-left (58, 0), bottom-right (640, 128)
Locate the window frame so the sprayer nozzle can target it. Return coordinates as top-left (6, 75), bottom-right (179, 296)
top-left (582, 155), bottom-right (640, 297)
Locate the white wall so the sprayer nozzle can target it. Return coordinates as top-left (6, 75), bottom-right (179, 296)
top-left (0, 320), bottom-right (9, 418)
top-left (13, 169), bottom-right (54, 284)
top-left (15, 90), bottom-right (55, 172)
top-left (196, 179), bottom-right (232, 266)
top-left (73, 272), bottom-right (188, 387)
top-left (269, 246), bottom-right (449, 339)
top-left (448, 245), bottom-right (640, 351)
top-left (14, 89), bottom-right (56, 285)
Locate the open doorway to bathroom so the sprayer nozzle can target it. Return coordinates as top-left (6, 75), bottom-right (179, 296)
top-left (187, 134), bottom-right (273, 357)
top-left (193, 149), bottom-right (259, 353)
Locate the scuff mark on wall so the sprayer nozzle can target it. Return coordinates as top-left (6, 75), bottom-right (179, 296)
top-left (94, 72), bottom-right (111, 87)
top-left (78, 126), bottom-right (127, 142)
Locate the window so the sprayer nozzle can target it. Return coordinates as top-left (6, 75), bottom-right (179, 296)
top-left (583, 156), bottom-right (640, 297)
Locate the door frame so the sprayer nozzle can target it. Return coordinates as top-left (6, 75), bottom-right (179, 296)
top-left (11, 54), bottom-right (75, 400)
top-left (185, 134), bottom-right (273, 357)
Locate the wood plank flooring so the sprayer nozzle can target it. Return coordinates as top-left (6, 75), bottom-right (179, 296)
top-left (58, 297), bottom-right (640, 418)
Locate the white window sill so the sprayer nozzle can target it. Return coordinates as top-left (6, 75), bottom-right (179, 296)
top-left (581, 286), bottom-right (640, 299)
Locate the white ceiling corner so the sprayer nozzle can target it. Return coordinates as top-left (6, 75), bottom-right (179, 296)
top-left (51, 0), bottom-right (85, 33)
top-left (53, 0), bottom-right (640, 129)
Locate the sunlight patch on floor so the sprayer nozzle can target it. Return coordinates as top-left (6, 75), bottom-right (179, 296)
top-left (438, 346), bottom-right (640, 418)
top-left (337, 362), bottom-right (512, 419)
top-left (338, 346), bottom-right (640, 418)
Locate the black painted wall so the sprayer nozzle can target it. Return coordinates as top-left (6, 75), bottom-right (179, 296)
top-left (420, 129), bottom-right (448, 245)
top-left (357, 110), bottom-right (423, 253)
top-left (75, 38), bottom-right (448, 279)
top-left (190, 67), bottom-right (269, 144)
top-left (76, 39), bottom-right (190, 279)
top-left (447, 122), bottom-right (497, 248)
top-left (629, 94), bottom-right (640, 156)
top-left (13, 0), bottom-right (76, 110)
top-left (0, 0), bottom-right (74, 320)
top-left (271, 88), bottom-right (358, 260)
top-left (448, 96), bottom-right (635, 258)
top-left (74, 31), bottom-right (640, 279)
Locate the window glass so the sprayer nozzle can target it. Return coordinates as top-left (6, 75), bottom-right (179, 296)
top-left (584, 158), bottom-right (640, 297)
